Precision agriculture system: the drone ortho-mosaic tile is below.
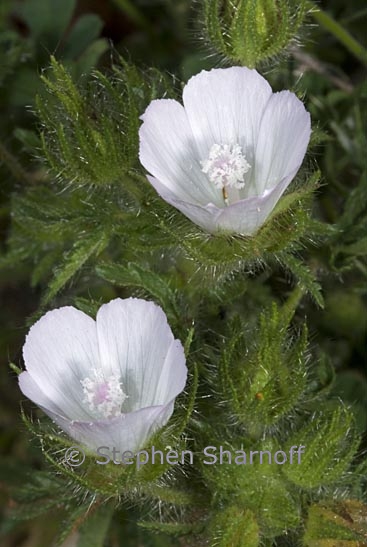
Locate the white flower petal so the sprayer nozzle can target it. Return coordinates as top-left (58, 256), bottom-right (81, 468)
top-left (149, 174), bottom-right (291, 235)
top-left (45, 402), bottom-right (175, 454)
top-left (215, 175), bottom-right (294, 235)
top-left (96, 298), bottom-right (187, 412)
top-left (254, 90), bottom-right (311, 194)
top-left (19, 371), bottom-right (66, 417)
top-left (182, 67), bottom-right (272, 171)
top-left (22, 307), bottom-right (100, 421)
top-left (148, 175), bottom-right (221, 233)
top-left (153, 339), bottom-right (187, 404)
top-left (139, 99), bottom-right (221, 205)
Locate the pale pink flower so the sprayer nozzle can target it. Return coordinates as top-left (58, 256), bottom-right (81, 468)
top-left (139, 67), bottom-right (311, 235)
top-left (19, 298), bottom-right (187, 454)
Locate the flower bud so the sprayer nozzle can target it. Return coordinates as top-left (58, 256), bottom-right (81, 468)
top-left (203, 0), bottom-right (308, 67)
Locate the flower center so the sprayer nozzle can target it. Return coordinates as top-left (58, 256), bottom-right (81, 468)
top-left (81, 369), bottom-right (127, 419)
top-left (201, 144), bottom-right (251, 201)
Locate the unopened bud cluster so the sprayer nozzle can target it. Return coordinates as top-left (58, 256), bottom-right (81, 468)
top-left (203, 0), bottom-right (309, 67)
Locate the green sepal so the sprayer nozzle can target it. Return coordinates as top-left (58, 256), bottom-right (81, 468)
top-left (20, 366), bottom-right (197, 501)
top-left (154, 171), bottom-right (324, 304)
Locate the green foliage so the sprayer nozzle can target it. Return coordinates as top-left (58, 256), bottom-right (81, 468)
top-left (331, 371), bottom-right (367, 433)
top-left (322, 290), bottom-right (367, 341)
top-left (283, 406), bottom-right (360, 488)
top-left (0, 0), bottom-right (108, 111)
top-left (201, 442), bottom-right (302, 537)
top-left (311, 5), bottom-right (367, 66)
top-left (152, 169), bottom-right (325, 305)
top-left (42, 229), bottom-right (110, 305)
top-left (37, 57), bottom-right (138, 187)
top-left (37, 57), bottom-right (177, 189)
top-left (195, 299), bottom-right (362, 540)
top-left (76, 502), bottom-right (115, 547)
top-left (331, 169), bottom-right (367, 273)
top-left (2, 51), bottom-right (363, 541)
top-left (307, 78), bottom-right (367, 278)
top-left (4, 55), bottom-right (324, 318)
top-left (55, 504), bottom-right (94, 547)
top-left (1, 1), bottom-right (367, 546)
top-left (217, 302), bottom-right (309, 429)
top-left (0, 31), bottom-right (26, 86)
top-left (138, 519), bottom-right (201, 537)
top-left (17, 0), bottom-right (76, 44)
top-left (96, 262), bottom-right (181, 324)
top-left (202, 0), bottom-right (309, 67)
top-left (210, 507), bottom-right (260, 547)
top-left (304, 500), bottom-right (367, 546)
top-left (1, 185), bottom-right (126, 309)
top-left (2, 56), bottom-right (326, 330)
top-left (0, 465), bottom-right (75, 527)
top-left (276, 252), bottom-right (324, 308)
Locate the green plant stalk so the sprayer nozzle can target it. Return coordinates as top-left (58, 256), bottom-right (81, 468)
top-left (311, 4), bottom-right (367, 66)
top-left (281, 284), bottom-right (306, 327)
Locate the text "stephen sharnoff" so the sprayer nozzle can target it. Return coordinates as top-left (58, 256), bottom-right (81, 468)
top-left (93, 445), bottom-right (306, 469)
